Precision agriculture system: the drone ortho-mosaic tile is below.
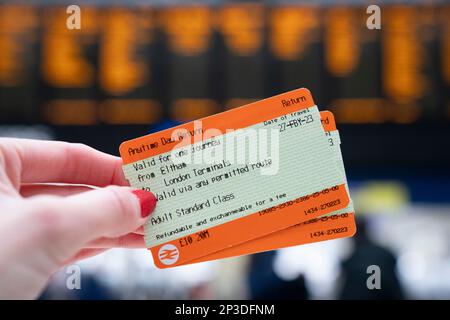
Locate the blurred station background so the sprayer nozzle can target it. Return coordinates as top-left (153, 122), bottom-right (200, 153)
top-left (1, 0), bottom-right (450, 299)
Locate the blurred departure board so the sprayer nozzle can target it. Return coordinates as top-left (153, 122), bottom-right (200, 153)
top-left (0, 5), bottom-right (40, 123)
top-left (160, 6), bottom-right (218, 121)
top-left (269, 5), bottom-right (324, 103)
top-left (0, 2), bottom-right (449, 171)
top-left (217, 3), bottom-right (266, 109)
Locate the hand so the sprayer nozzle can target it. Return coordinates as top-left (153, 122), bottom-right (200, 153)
top-left (0, 138), bottom-right (157, 299)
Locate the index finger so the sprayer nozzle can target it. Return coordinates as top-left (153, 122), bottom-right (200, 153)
top-left (0, 138), bottom-right (129, 186)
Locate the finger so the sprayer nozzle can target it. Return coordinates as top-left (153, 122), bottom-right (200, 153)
top-left (64, 248), bottom-right (110, 265)
top-left (0, 145), bottom-right (20, 198)
top-left (86, 233), bottom-right (146, 249)
top-left (133, 225), bottom-right (145, 235)
top-left (24, 187), bottom-right (156, 264)
top-left (20, 184), bottom-right (93, 198)
top-left (0, 138), bottom-right (128, 186)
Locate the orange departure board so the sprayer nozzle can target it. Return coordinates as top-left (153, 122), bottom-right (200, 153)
top-left (160, 6), bottom-right (219, 122)
top-left (0, 3), bottom-right (448, 126)
top-left (0, 5), bottom-right (40, 123)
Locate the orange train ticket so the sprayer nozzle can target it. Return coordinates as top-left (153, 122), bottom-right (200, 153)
top-left (120, 88), bottom-right (350, 268)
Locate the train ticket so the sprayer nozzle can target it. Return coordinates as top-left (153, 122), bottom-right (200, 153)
top-left (120, 88), bottom-right (350, 268)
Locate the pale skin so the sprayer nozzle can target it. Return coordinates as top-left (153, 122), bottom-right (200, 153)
top-left (0, 138), bottom-right (156, 299)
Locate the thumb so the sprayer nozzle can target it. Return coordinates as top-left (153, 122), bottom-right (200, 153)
top-left (26, 186), bottom-right (156, 263)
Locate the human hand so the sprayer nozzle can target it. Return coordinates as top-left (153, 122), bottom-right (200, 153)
top-left (0, 138), bottom-right (156, 299)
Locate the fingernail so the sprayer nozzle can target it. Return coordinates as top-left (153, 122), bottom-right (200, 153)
top-left (132, 190), bottom-right (157, 218)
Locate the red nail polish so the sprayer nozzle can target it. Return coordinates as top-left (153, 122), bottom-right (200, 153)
top-left (132, 190), bottom-right (157, 218)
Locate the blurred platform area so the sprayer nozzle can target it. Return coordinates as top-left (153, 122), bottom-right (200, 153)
top-left (40, 205), bottom-right (450, 300)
